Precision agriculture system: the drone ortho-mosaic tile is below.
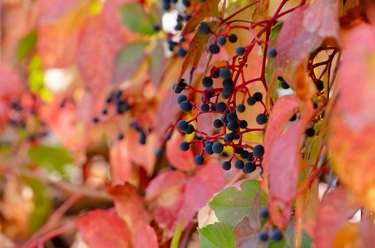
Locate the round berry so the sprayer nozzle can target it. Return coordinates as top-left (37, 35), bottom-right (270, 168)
top-left (270, 229), bottom-right (283, 242)
top-left (235, 147), bottom-right (244, 154)
top-left (101, 109), bottom-right (108, 115)
top-left (235, 46), bottom-right (246, 56)
top-left (247, 97), bottom-right (256, 106)
top-left (185, 124), bottom-right (195, 134)
top-left (213, 119), bottom-right (223, 128)
top-left (204, 142), bottom-right (214, 154)
top-left (212, 69), bottom-right (220, 78)
top-left (290, 114), bottom-right (297, 122)
top-left (256, 114), bottom-right (268, 125)
top-left (267, 48), bottom-right (277, 58)
top-left (279, 77), bottom-right (289, 89)
top-left (117, 132), bottom-right (124, 140)
top-left (243, 162), bottom-right (256, 174)
top-left (182, 0), bottom-right (190, 7)
top-left (235, 160), bottom-right (244, 169)
top-left (200, 103), bottom-right (210, 112)
top-left (177, 94), bottom-right (188, 104)
top-left (236, 104), bottom-right (245, 113)
top-left (239, 120), bottom-right (248, 129)
top-left (253, 145), bottom-right (264, 158)
top-left (178, 120), bottom-right (189, 131)
top-left (222, 161), bottom-right (231, 170)
top-left (92, 116), bottom-right (99, 124)
top-left (194, 155), bottom-right (204, 165)
top-left (212, 142), bottom-right (224, 153)
top-left (209, 44), bottom-right (220, 54)
top-left (228, 34), bottom-right (238, 43)
top-left (155, 149), bottom-right (163, 158)
top-left (316, 80), bottom-right (324, 91)
top-left (259, 207), bottom-right (269, 219)
top-left (240, 150), bottom-right (250, 159)
top-left (177, 48), bottom-right (187, 57)
top-left (253, 92), bottom-right (263, 102)
top-left (175, 23), bottom-right (183, 31)
top-left (180, 141), bottom-right (190, 151)
top-left (180, 101), bottom-right (192, 112)
top-left (202, 77), bottom-right (213, 88)
top-left (199, 22), bottom-right (211, 35)
top-left (224, 132), bottom-right (235, 142)
top-left (219, 68), bottom-right (231, 79)
top-left (216, 102), bottom-right (227, 113)
top-left (226, 112), bottom-right (237, 122)
top-left (259, 231), bottom-right (269, 242)
top-left (227, 122), bottom-right (239, 131)
top-left (139, 133), bottom-right (147, 144)
top-left (217, 36), bottom-right (226, 46)
top-left (305, 127), bottom-right (315, 137)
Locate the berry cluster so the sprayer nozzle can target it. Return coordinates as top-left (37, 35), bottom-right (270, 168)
top-left (258, 207), bottom-right (283, 243)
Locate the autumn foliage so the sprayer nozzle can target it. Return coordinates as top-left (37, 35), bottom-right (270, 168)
top-left (1, 0), bottom-right (375, 247)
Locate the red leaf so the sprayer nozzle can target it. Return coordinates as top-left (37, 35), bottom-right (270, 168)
top-left (360, 218), bottom-right (375, 246)
top-left (109, 140), bottom-right (133, 184)
top-left (109, 183), bottom-right (151, 236)
top-left (38, 0), bottom-right (78, 24)
top-left (196, 113), bottom-right (214, 136)
top-left (76, 0), bottom-right (126, 97)
top-left (0, 63), bottom-right (22, 98)
top-left (314, 188), bottom-right (355, 248)
top-left (75, 209), bottom-right (131, 248)
top-left (156, 89), bottom-right (180, 138)
top-left (134, 225), bottom-right (158, 248)
top-left (166, 131), bottom-right (196, 171)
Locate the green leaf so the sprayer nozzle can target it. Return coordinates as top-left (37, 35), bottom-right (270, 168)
top-left (199, 223), bottom-right (234, 248)
top-left (149, 42), bottom-right (165, 88)
top-left (28, 146), bottom-right (73, 177)
top-left (16, 30), bottom-right (37, 63)
top-left (22, 177), bottom-right (51, 234)
top-left (118, 3), bottom-right (156, 35)
top-left (112, 42), bottom-right (148, 85)
top-left (284, 221), bottom-right (312, 248)
top-left (209, 180), bottom-right (266, 226)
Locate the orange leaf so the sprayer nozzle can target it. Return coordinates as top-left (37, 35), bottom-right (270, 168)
top-left (166, 131), bottom-right (196, 171)
top-left (109, 140), bottom-right (133, 184)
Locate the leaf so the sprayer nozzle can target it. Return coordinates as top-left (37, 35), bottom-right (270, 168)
top-left (0, 63), bottom-right (22, 98)
top-left (109, 140), bottom-right (133, 184)
top-left (209, 180), bottom-right (266, 226)
top-left (109, 183), bottom-right (151, 236)
top-left (77, 0), bottom-right (126, 97)
top-left (199, 223), bottom-right (235, 248)
top-left (166, 131), bottom-right (196, 171)
top-left (38, 0), bottom-right (79, 24)
top-left (16, 30), bottom-right (37, 63)
top-left (133, 225), bottom-right (158, 248)
top-left (156, 89), bottom-right (181, 139)
top-left (182, 0), bottom-right (220, 35)
top-left (112, 42), bottom-right (147, 85)
top-left (360, 218), bottom-right (375, 246)
top-left (328, 24), bottom-right (375, 211)
top-left (150, 42), bottom-right (166, 88)
top-left (28, 145), bottom-right (73, 176)
top-left (22, 177), bottom-right (52, 234)
top-left (75, 209), bottom-right (131, 248)
top-left (285, 221), bottom-right (312, 248)
top-left (118, 3), bottom-right (155, 35)
top-left (313, 188), bottom-right (355, 248)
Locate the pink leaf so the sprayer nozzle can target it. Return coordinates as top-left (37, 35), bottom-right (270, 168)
top-left (109, 140), bottom-right (133, 184)
top-left (166, 132), bottom-right (196, 171)
top-left (360, 218), bottom-right (375, 246)
top-left (38, 0), bottom-right (78, 24)
top-left (314, 188), bottom-right (355, 248)
top-left (75, 209), bottom-right (131, 248)
top-left (0, 63), bottom-right (22, 98)
top-left (134, 225), bottom-right (158, 248)
top-left (156, 89), bottom-right (180, 138)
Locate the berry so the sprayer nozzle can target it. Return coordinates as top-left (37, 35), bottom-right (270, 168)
top-left (219, 68), bottom-right (231, 79)
top-left (253, 92), bottom-right (263, 102)
top-left (212, 69), bottom-right (220, 78)
top-left (175, 23), bottom-right (183, 31)
top-left (182, 0), bottom-right (190, 7)
top-left (290, 114), bottom-right (297, 122)
top-left (180, 101), bottom-right (192, 112)
top-left (117, 133), bottom-right (124, 140)
top-left (178, 120), bottom-right (189, 131)
top-left (259, 207), bottom-right (269, 219)
top-left (101, 109), bottom-right (108, 115)
top-left (177, 94), bottom-right (187, 104)
top-left (226, 112), bottom-right (238, 122)
top-left (247, 97), bottom-right (256, 106)
top-left (92, 116), bottom-right (99, 124)
top-left (139, 133), bottom-right (147, 144)
top-left (222, 161), bottom-right (231, 170)
top-left (204, 142), bottom-right (214, 154)
top-left (174, 79), bottom-right (187, 93)
top-left (253, 145), bottom-right (264, 158)
top-left (228, 34), bottom-right (238, 43)
top-left (180, 141), bottom-right (190, 151)
top-left (239, 120), bottom-right (248, 129)
top-left (177, 48), bottom-right (187, 57)
top-left (305, 127), bottom-right (315, 137)
top-left (194, 155), bottom-right (204, 165)
top-left (212, 142), bottom-right (224, 153)
top-left (217, 36), bottom-right (226, 46)
top-left (152, 24), bottom-right (160, 32)
top-left (256, 114), bottom-right (268, 125)
top-left (176, 14), bottom-right (183, 22)
top-left (259, 231), bottom-right (269, 242)
top-left (235, 147), bottom-right (244, 154)
top-left (202, 77), bottom-right (213, 88)
top-left (236, 104), bottom-right (245, 113)
top-left (235, 160), bottom-right (244, 169)
top-left (199, 22), bottom-right (211, 35)
top-left (185, 124), bottom-right (195, 134)
top-left (200, 103), bottom-right (210, 112)
top-left (235, 46), bottom-right (246, 56)
top-left (240, 150), bottom-right (250, 159)
top-left (224, 132), bottom-right (235, 142)
top-left (267, 48), bottom-right (277, 57)
top-left (155, 149), bottom-right (163, 158)
top-left (216, 102), bottom-right (227, 113)
top-left (243, 162), bottom-right (256, 174)
top-left (213, 119), bottom-right (223, 128)
top-left (209, 44), bottom-right (220, 54)
top-left (316, 80), bottom-right (324, 91)
top-left (184, 14), bottom-right (192, 21)
top-left (270, 229), bottom-right (283, 242)
top-left (227, 122), bottom-right (239, 131)
top-left (278, 77), bottom-right (289, 89)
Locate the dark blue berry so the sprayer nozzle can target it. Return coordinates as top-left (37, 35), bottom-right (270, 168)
top-left (217, 36), bottom-right (226, 46)
top-left (184, 14), bottom-right (192, 21)
top-left (199, 22), bottom-right (211, 35)
top-left (117, 132), bottom-right (124, 140)
top-left (235, 46), bottom-right (246, 56)
top-left (200, 103), bottom-right (210, 112)
top-left (177, 48), bottom-right (187, 57)
top-left (222, 161), bottom-right (231, 170)
top-left (155, 149), bottom-right (163, 158)
top-left (212, 69), bottom-right (220, 78)
top-left (92, 117), bottom-right (99, 124)
top-left (204, 142), bottom-right (214, 154)
top-left (235, 147), bottom-right (244, 154)
top-left (253, 92), bottom-right (263, 102)
top-left (180, 101), bottom-right (192, 112)
top-left (228, 34), bottom-right (238, 43)
top-left (175, 23), bottom-right (183, 31)
top-left (224, 132), bottom-right (235, 142)
top-left (185, 124), bottom-right (195, 134)
top-left (194, 155), bottom-right (204, 165)
top-left (259, 207), bottom-right (269, 219)
top-left (213, 119), bottom-right (223, 128)
top-left (152, 24), bottom-right (160, 32)
top-left (253, 145), bottom-right (264, 158)
top-left (139, 133), bottom-right (147, 144)
top-left (101, 109), bottom-right (108, 115)
top-left (243, 162), bottom-right (256, 174)
top-left (236, 104), bottom-right (245, 113)
top-left (305, 128), bottom-right (315, 137)
top-left (202, 77), bottom-right (213, 88)
top-left (212, 142), bottom-right (224, 153)
top-left (178, 120), bottom-right (189, 131)
top-left (247, 97), bottom-right (256, 106)
top-left (259, 231), bottom-right (269, 242)
top-left (216, 102), bottom-right (227, 113)
top-left (219, 68), bottom-right (231, 79)
top-left (235, 160), bottom-right (244, 169)
top-left (177, 94), bottom-right (187, 104)
top-left (239, 120), bottom-right (248, 129)
top-left (182, 0), bottom-right (190, 7)
top-left (240, 150), bottom-right (250, 159)
top-left (290, 114), bottom-right (297, 122)
top-left (270, 229), bottom-right (283, 242)
top-left (256, 114), bottom-right (268, 125)
top-left (226, 112), bottom-right (237, 122)
top-left (316, 80), bottom-right (324, 91)
top-left (278, 77), bottom-right (289, 89)
top-left (180, 141), bottom-right (190, 151)
top-left (176, 14), bottom-right (183, 22)
top-left (227, 122), bottom-right (239, 131)
top-left (209, 44), bottom-right (220, 54)
top-left (267, 48), bottom-right (277, 57)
